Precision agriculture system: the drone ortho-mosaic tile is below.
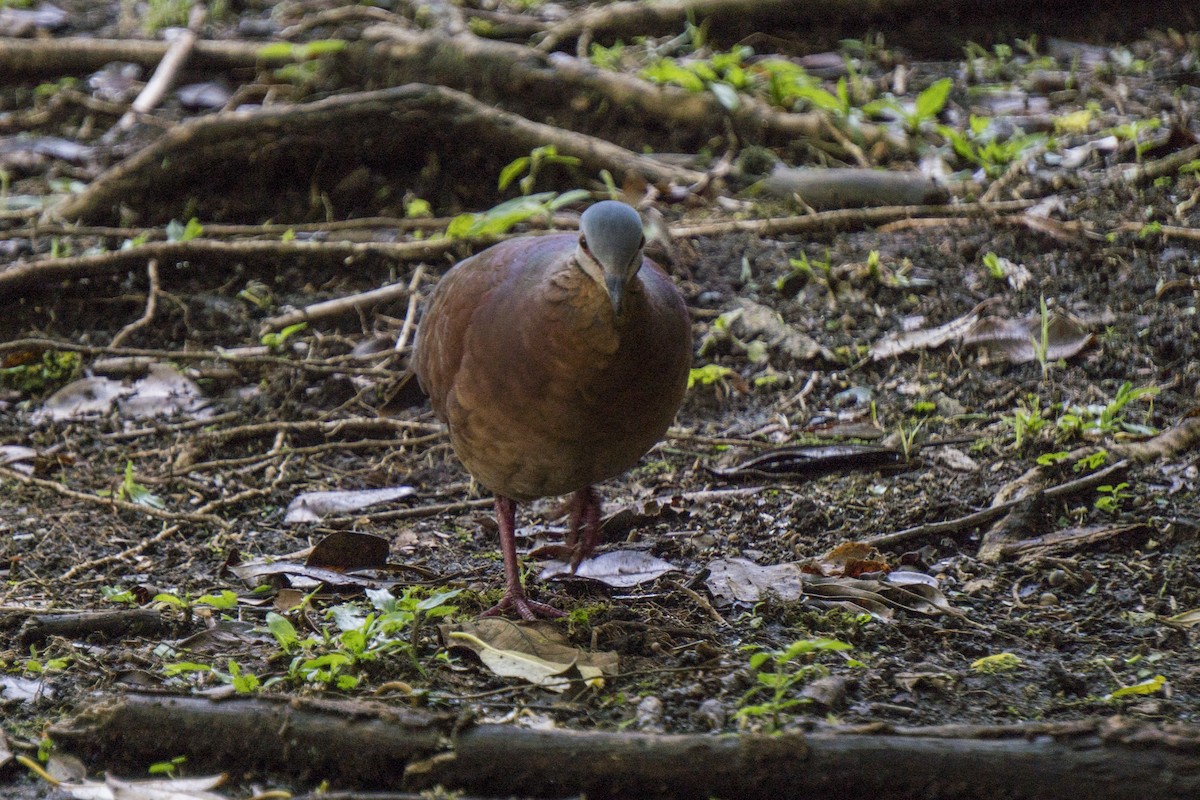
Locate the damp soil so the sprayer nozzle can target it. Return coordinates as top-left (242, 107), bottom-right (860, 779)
top-left (1, 2), bottom-right (1200, 797)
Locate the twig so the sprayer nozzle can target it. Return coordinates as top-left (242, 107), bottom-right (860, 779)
top-left (111, 4), bottom-right (207, 134)
top-left (669, 199), bottom-right (1036, 238)
top-left (344, 497), bottom-right (493, 522)
top-left (864, 460), bottom-right (1129, 548)
top-left (0, 238), bottom-right (459, 296)
top-left (260, 278), bottom-right (417, 334)
top-left (0, 465), bottom-right (230, 529)
top-left (1102, 142), bottom-right (1200, 186)
top-left (109, 259), bottom-right (160, 348)
top-left (0, 338), bottom-right (399, 377)
top-left (665, 578), bottom-right (728, 627)
top-left (394, 264), bottom-right (426, 353)
top-left (58, 486), bottom-right (271, 580)
top-left (59, 523), bottom-right (182, 581)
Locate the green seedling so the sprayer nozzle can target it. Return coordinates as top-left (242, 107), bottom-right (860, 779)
top-left (865, 77), bottom-right (952, 133)
top-left (261, 321), bottom-right (307, 349)
top-left (165, 217), bottom-right (203, 242)
top-left (1030, 295), bottom-right (1052, 381)
top-left (970, 652), bottom-right (1022, 673)
top-left (1094, 482), bottom-right (1131, 515)
top-left (110, 461), bottom-right (165, 509)
top-left (1004, 395), bottom-right (1047, 450)
top-left (1057, 382), bottom-right (1159, 440)
top-left (939, 115), bottom-right (1047, 178)
top-left (498, 145), bottom-right (583, 196)
top-left (147, 756), bottom-right (187, 777)
top-left (735, 638), bottom-right (854, 731)
top-left (687, 364), bottom-right (735, 390)
top-left (981, 251), bottom-right (1006, 280)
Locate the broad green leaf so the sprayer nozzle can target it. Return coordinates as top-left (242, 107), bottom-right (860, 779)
top-left (915, 78), bottom-right (953, 120)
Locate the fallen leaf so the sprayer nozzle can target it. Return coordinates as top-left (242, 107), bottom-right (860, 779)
top-left (711, 444), bottom-right (905, 480)
top-left (539, 550), bottom-right (679, 587)
top-left (705, 558), bottom-right (960, 620)
top-left (446, 618), bottom-right (618, 692)
top-left (284, 486), bottom-right (416, 524)
top-left (306, 531), bottom-right (392, 570)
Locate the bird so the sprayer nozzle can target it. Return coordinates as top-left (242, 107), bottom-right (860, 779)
top-left (413, 200), bottom-right (692, 619)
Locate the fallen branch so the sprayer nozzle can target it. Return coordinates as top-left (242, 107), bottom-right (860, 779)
top-left (0, 36), bottom-right (295, 77)
top-left (50, 695), bottom-right (1200, 799)
top-left (0, 238), bottom-right (457, 297)
top-left (16, 609), bottom-right (170, 648)
top-left (42, 83), bottom-right (702, 226)
top-left (364, 27), bottom-right (847, 149)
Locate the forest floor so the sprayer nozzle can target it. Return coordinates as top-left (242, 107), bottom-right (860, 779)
top-left (1, 1), bottom-right (1199, 798)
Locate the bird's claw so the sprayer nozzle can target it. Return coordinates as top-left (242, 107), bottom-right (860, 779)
top-left (482, 589), bottom-right (567, 620)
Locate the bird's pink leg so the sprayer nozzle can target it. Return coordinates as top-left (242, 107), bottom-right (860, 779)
top-left (482, 495), bottom-right (566, 620)
top-left (568, 486), bottom-right (603, 571)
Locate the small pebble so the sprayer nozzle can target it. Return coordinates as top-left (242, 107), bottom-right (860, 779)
top-left (633, 695), bottom-right (664, 732)
top-left (696, 698), bottom-right (726, 730)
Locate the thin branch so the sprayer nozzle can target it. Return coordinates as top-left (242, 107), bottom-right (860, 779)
top-left (109, 259), bottom-right (160, 348)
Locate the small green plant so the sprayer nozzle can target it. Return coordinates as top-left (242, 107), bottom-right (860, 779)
top-left (143, 0), bottom-right (189, 34)
top-left (895, 418), bottom-right (925, 461)
top-left (265, 587), bottom-right (460, 690)
top-left (498, 145), bottom-right (583, 196)
top-left (866, 77), bottom-right (952, 133)
top-left (774, 250), bottom-right (832, 296)
top-left (1057, 382), bottom-right (1159, 440)
top-left (1005, 395), bottom-right (1047, 450)
top-left (962, 41), bottom-right (1016, 81)
top-left (981, 251), bottom-right (1007, 280)
top-left (446, 190), bottom-right (590, 239)
top-left (641, 45), bottom-right (753, 110)
top-left (1030, 295), bottom-right (1052, 381)
top-left (1073, 450), bottom-right (1109, 472)
top-left (687, 364), bottom-right (735, 390)
top-left (147, 756), bottom-right (187, 777)
top-left (23, 648), bottom-right (70, 675)
top-left (162, 659), bottom-right (264, 693)
top-left (970, 652), bottom-right (1023, 673)
top-left (1094, 482), bottom-right (1131, 515)
top-left (588, 41), bottom-right (627, 71)
top-left (735, 638), bottom-right (854, 731)
top-left (113, 461), bottom-right (165, 509)
top-left (165, 217), bottom-right (203, 242)
top-left (1035, 450), bottom-right (1070, 467)
top-left (261, 321), bottom-right (307, 350)
top-left (1105, 673), bottom-right (1166, 701)
top-left (101, 586), bottom-right (138, 604)
top-left (939, 115), bottom-right (1047, 178)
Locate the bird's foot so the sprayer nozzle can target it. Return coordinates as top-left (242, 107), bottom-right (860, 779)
top-left (481, 588), bottom-right (567, 621)
top-left (567, 486), bottom-right (603, 571)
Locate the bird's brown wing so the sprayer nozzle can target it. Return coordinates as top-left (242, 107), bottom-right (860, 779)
top-left (412, 245), bottom-right (515, 422)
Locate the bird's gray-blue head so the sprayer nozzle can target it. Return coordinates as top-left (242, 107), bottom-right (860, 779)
top-left (577, 200), bottom-right (645, 316)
